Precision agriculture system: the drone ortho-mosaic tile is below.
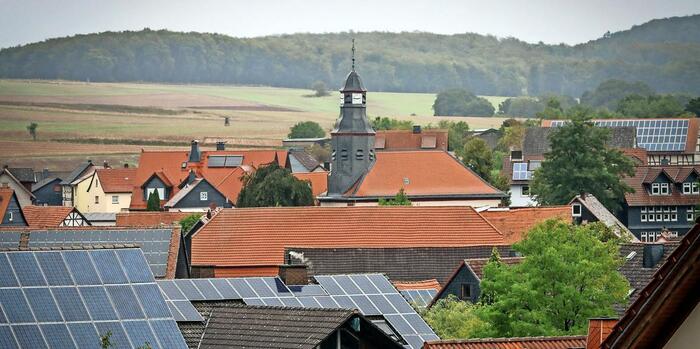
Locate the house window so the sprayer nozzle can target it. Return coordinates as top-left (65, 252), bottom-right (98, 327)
top-left (112, 196), bottom-right (119, 204)
top-left (660, 183), bottom-right (670, 195)
top-left (341, 149), bottom-right (348, 161)
top-left (694, 183), bottom-right (700, 194)
top-left (671, 206), bottom-right (677, 213)
top-left (460, 284), bottom-right (472, 300)
top-left (8, 212), bottom-right (13, 222)
top-left (648, 214), bottom-right (655, 222)
top-left (94, 196), bottom-right (99, 204)
top-left (683, 182), bottom-right (691, 194)
top-left (671, 214), bottom-right (677, 221)
top-left (572, 204), bottom-right (582, 217)
top-left (521, 186), bottom-right (530, 196)
top-left (200, 192), bottom-right (208, 201)
top-left (146, 188), bottom-right (165, 200)
top-left (663, 214), bottom-right (670, 221)
top-left (670, 231), bottom-right (679, 238)
top-left (640, 214), bottom-right (647, 222)
top-left (656, 214), bottom-right (662, 221)
top-left (95, 179), bottom-right (99, 188)
top-left (641, 206), bottom-right (647, 213)
top-left (648, 206), bottom-right (655, 213)
top-left (640, 232), bottom-right (647, 242)
top-left (663, 206), bottom-right (670, 213)
top-left (688, 207), bottom-right (695, 222)
top-left (651, 183), bottom-right (660, 195)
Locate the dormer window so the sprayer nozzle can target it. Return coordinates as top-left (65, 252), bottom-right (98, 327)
top-left (683, 182), bottom-right (691, 194)
top-left (651, 183), bottom-right (660, 195)
top-left (686, 182), bottom-right (700, 194)
top-left (660, 183), bottom-right (669, 195)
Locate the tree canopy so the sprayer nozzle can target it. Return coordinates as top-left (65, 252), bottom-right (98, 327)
top-left (457, 137), bottom-right (493, 180)
top-left (478, 220), bottom-right (629, 337)
top-left (433, 89), bottom-right (495, 116)
top-left (615, 94), bottom-right (692, 118)
top-left (580, 79), bottom-right (655, 110)
top-left (146, 190), bottom-right (160, 211)
top-left (378, 188), bottom-right (412, 206)
top-left (2, 15), bottom-right (700, 95)
top-left (236, 163), bottom-right (314, 207)
top-left (530, 112), bottom-right (635, 212)
top-left (288, 121), bottom-right (325, 139)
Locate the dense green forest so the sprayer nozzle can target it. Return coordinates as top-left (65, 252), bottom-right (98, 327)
top-left (1, 15), bottom-right (699, 96)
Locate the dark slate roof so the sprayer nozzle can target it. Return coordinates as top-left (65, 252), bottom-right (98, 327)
top-left (179, 300), bottom-right (243, 349)
top-left (617, 242), bottom-right (679, 314)
top-left (60, 161), bottom-right (93, 185)
top-left (286, 246), bottom-right (514, 285)
top-left (569, 194), bottom-right (635, 241)
top-left (32, 177), bottom-right (61, 192)
top-left (341, 70), bottom-right (366, 92)
top-left (199, 304), bottom-right (354, 349)
top-left (523, 127), bottom-right (636, 156)
top-left (289, 149), bottom-right (322, 172)
top-left (6, 167), bottom-right (36, 183)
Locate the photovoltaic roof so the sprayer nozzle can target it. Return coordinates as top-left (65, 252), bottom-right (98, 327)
top-left (400, 289), bottom-right (438, 309)
top-left (0, 248), bottom-right (187, 349)
top-left (551, 119), bottom-right (689, 152)
top-left (24, 228), bottom-right (172, 278)
top-left (156, 274), bottom-right (439, 349)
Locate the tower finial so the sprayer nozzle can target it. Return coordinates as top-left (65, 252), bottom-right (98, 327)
top-left (351, 38), bottom-right (355, 71)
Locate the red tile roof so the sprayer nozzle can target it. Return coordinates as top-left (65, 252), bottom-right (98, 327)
top-left (586, 319), bottom-right (616, 349)
top-left (293, 171), bottom-right (329, 197)
top-left (0, 188), bottom-right (14, 222)
top-left (623, 165), bottom-right (700, 206)
top-left (22, 205), bottom-right (74, 227)
top-left (480, 207), bottom-right (571, 244)
top-left (96, 168), bottom-right (137, 193)
top-left (423, 336), bottom-right (587, 349)
top-left (347, 151), bottom-right (503, 198)
top-left (392, 279), bottom-right (441, 291)
top-left (115, 211), bottom-right (195, 227)
top-left (191, 206), bottom-right (506, 271)
top-left (130, 150), bottom-right (285, 209)
top-left (374, 130), bottom-right (449, 151)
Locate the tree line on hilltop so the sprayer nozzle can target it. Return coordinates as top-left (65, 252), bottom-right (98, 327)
top-left (1, 15), bottom-right (700, 96)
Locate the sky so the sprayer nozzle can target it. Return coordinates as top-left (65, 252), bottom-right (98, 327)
top-left (1, 0), bottom-right (699, 49)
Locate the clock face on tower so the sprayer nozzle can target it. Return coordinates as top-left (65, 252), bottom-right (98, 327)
top-left (352, 93), bottom-right (363, 105)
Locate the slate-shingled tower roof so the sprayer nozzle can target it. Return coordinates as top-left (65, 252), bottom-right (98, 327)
top-left (327, 44), bottom-right (376, 196)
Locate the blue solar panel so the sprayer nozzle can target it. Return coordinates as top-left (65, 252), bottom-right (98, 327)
top-left (24, 288), bottom-right (63, 322)
top-left (350, 274), bottom-right (381, 294)
top-left (8, 253), bottom-right (46, 287)
top-left (0, 289), bottom-right (34, 323)
top-left (368, 294), bottom-right (397, 314)
top-left (91, 250), bottom-right (128, 284)
top-left (95, 322), bottom-right (131, 348)
top-left (280, 297), bottom-right (303, 307)
top-left (246, 278), bottom-right (275, 297)
top-left (150, 319), bottom-right (188, 349)
top-left (229, 279), bottom-right (256, 298)
top-left (0, 254), bottom-right (18, 287)
top-left (261, 297), bottom-right (284, 306)
top-left (12, 325), bottom-right (47, 349)
top-left (173, 280), bottom-right (204, 300)
top-left (157, 280), bottom-right (186, 300)
top-left (349, 295), bottom-right (380, 315)
top-left (40, 324), bottom-right (76, 349)
top-left (208, 279), bottom-right (240, 299)
top-left (67, 323), bottom-right (99, 349)
top-left (191, 279), bottom-right (221, 299)
top-left (133, 284), bottom-right (171, 318)
top-left (116, 249), bottom-right (154, 283)
top-left (333, 275), bottom-right (362, 294)
top-left (79, 286), bottom-right (119, 321)
top-left (35, 252), bottom-right (73, 286)
top-left (123, 321), bottom-right (158, 349)
top-left (297, 296), bottom-right (321, 308)
top-left (52, 287), bottom-right (90, 321)
top-left (289, 284), bottom-right (326, 296)
top-left (314, 276), bottom-right (344, 295)
top-left (0, 326), bottom-right (19, 349)
top-left (62, 251), bottom-right (101, 285)
top-left (171, 300), bottom-right (203, 322)
top-left (106, 285), bottom-right (145, 320)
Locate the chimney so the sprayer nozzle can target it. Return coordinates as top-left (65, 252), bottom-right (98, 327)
top-left (586, 318), bottom-right (617, 349)
top-left (103, 161), bottom-right (110, 169)
top-left (643, 243), bottom-right (665, 268)
top-left (216, 141), bottom-right (226, 151)
top-left (279, 264), bottom-right (308, 286)
top-left (323, 162), bottom-right (331, 171)
top-left (42, 168), bottom-right (49, 179)
top-left (412, 125), bottom-right (422, 134)
top-left (123, 163), bottom-right (129, 168)
top-left (188, 140), bottom-right (201, 162)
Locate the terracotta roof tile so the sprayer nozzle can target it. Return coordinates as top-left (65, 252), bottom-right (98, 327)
top-left (480, 207), bottom-right (571, 244)
top-left (130, 150), bottom-right (284, 209)
top-left (293, 171), bottom-right (328, 197)
top-left (393, 279), bottom-right (441, 291)
top-left (22, 205), bottom-right (75, 228)
top-left (0, 188), bottom-right (14, 222)
top-left (96, 168), bottom-right (137, 193)
top-left (424, 336), bottom-right (587, 349)
top-left (374, 130), bottom-right (448, 151)
top-left (115, 211), bottom-right (195, 227)
top-left (191, 206), bottom-right (506, 270)
top-left (349, 151), bottom-right (504, 198)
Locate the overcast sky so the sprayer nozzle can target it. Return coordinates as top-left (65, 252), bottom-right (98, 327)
top-left (1, 0), bottom-right (699, 49)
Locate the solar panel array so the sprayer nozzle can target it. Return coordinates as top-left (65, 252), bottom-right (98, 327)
top-left (156, 274), bottom-right (439, 349)
top-left (0, 232), bottom-right (21, 249)
top-left (0, 249), bottom-right (187, 349)
top-left (512, 162), bottom-right (531, 180)
top-left (550, 119), bottom-right (689, 152)
top-left (400, 289), bottom-right (438, 308)
top-left (26, 229), bottom-right (172, 277)
top-left (207, 155), bottom-right (243, 168)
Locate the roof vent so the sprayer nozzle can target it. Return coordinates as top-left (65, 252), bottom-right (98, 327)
top-left (403, 177), bottom-right (410, 185)
top-left (413, 125), bottom-right (421, 134)
top-left (216, 141), bottom-right (226, 151)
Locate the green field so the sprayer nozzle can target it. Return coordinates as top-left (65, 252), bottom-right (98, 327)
top-left (0, 79), bottom-right (515, 170)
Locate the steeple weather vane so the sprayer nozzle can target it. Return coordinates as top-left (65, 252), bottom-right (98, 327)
top-left (351, 38), bottom-right (356, 71)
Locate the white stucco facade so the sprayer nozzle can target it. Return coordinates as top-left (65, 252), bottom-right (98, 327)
top-left (509, 184), bottom-right (537, 207)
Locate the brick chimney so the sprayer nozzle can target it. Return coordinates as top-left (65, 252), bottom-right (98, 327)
top-left (279, 264), bottom-right (308, 286)
top-left (586, 318), bottom-right (617, 349)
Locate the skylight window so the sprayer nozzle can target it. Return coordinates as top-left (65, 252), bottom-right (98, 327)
top-left (207, 155), bottom-right (243, 168)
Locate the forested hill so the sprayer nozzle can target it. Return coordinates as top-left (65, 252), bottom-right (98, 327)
top-left (1, 15), bottom-right (699, 96)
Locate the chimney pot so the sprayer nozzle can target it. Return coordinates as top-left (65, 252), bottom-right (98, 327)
top-left (413, 125), bottom-right (421, 134)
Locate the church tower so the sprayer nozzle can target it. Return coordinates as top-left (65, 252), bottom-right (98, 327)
top-left (327, 40), bottom-right (376, 196)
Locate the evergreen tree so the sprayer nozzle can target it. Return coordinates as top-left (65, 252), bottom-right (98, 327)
top-left (146, 190), bottom-right (161, 211)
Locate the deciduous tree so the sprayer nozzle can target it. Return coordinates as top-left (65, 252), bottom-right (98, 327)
top-left (458, 137), bottom-right (493, 180)
top-left (288, 121), bottom-right (325, 139)
top-left (422, 295), bottom-right (490, 339)
top-left (236, 163), bottom-right (314, 207)
top-left (378, 188), bottom-right (411, 206)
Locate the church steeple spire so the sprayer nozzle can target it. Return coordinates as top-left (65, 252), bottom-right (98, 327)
top-left (327, 39), bottom-right (376, 196)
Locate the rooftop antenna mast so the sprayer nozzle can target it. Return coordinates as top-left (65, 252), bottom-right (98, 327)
top-left (351, 38), bottom-right (356, 71)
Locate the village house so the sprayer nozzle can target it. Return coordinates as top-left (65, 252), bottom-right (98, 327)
top-left (620, 165), bottom-right (700, 241)
top-left (32, 176), bottom-right (63, 206)
top-left (74, 166), bottom-right (137, 213)
top-left (318, 68), bottom-right (505, 206)
top-left (0, 187), bottom-right (27, 227)
top-left (21, 205), bottom-right (90, 227)
top-left (374, 127), bottom-right (449, 151)
top-left (0, 168), bottom-right (35, 207)
top-left (60, 160), bottom-right (101, 207)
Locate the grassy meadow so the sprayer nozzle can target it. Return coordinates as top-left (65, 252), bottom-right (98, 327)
top-left (0, 79), bottom-right (514, 170)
